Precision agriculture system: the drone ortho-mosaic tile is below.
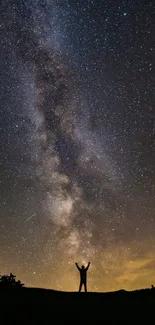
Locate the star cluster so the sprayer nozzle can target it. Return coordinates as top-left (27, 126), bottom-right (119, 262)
top-left (0, 0), bottom-right (155, 292)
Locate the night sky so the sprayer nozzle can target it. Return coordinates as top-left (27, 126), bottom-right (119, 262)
top-left (0, 0), bottom-right (155, 292)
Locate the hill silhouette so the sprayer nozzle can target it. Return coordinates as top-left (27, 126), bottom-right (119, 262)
top-left (1, 285), bottom-right (155, 323)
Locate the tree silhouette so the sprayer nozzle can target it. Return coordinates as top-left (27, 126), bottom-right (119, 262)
top-left (0, 273), bottom-right (24, 288)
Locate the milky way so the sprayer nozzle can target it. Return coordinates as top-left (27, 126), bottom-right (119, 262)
top-left (0, 0), bottom-right (155, 291)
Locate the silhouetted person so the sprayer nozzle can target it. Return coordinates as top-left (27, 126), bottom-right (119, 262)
top-left (75, 262), bottom-right (90, 292)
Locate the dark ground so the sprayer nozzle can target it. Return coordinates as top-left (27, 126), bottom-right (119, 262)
top-left (1, 287), bottom-right (155, 323)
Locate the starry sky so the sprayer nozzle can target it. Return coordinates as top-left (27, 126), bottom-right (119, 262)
top-left (0, 0), bottom-right (155, 292)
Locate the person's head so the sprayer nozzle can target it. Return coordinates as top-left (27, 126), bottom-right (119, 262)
top-left (81, 265), bottom-right (85, 269)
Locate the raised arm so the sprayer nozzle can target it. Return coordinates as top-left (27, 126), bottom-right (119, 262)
top-left (75, 262), bottom-right (80, 271)
top-left (86, 262), bottom-right (90, 271)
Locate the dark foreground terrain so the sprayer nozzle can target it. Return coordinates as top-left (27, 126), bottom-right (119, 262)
top-left (1, 287), bottom-right (155, 323)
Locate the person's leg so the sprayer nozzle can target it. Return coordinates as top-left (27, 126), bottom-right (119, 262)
top-left (79, 281), bottom-right (82, 292)
top-left (84, 282), bottom-right (87, 292)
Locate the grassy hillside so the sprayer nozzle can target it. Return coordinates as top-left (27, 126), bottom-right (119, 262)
top-left (1, 287), bottom-right (155, 323)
